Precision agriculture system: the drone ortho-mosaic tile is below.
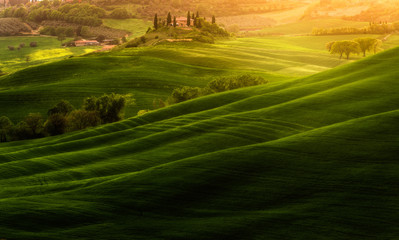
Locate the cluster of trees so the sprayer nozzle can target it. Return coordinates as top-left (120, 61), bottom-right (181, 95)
top-left (148, 11), bottom-right (228, 44)
top-left (153, 11), bottom-right (218, 29)
top-left (326, 37), bottom-right (382, 59)
top-left (0, 93), bottom-right (132, 142)
top-left (1, 3), bottom-right (105, 26)
top-left (167, 74), bottom-right (268, 104)
top-left (312, 22), bottom-right (399, 36)
top-left (109, 8), bottom-right (131, 19)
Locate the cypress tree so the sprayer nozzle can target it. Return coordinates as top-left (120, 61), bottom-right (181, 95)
top-left (167, 12), bottom-right (172, 26)
top-left (196, 11), bottom-right (199, 18)
top-left (154, 13), bottom-right (158, 29)
top-left (192, 13), bottom-right (195, 19)
top-left (187, 11), bottom-right (191, 26)
top-left (173, 16), bottom-right (177, 28)
top-left (212, 15), bottom-right (216, 24)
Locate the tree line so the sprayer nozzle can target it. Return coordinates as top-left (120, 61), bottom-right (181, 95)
top-left (326, 37), bottom-right (382, 59)
top-left (153, 11), bottom-right (217, 29)
top-left (149, 74), bottom-right (268, 111)
top-left (1, 2), bottom-right (107, 27)
top-left (0, 93), bottom-right (133, 142)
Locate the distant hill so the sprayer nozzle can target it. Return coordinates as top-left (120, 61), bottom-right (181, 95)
top-left (113, 0), bottom-right (311, 18)
top-left (0, 45), bottom-right (398, 239)
top-left (303, 0), bottom-right (399, 22)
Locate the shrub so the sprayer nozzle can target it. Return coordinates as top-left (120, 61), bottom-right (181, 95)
top-left (137, 109), bottom-right (150, 116)
top-left (30, 42), bottom-right (38, 47)
top-left (44, 113), bottom-right (68, 136)
top-left (83, 93), bottom-right (129, 124)
top-left (208, 74), bottom-right (268, 93)
top-left (10, 121), bottom-right (31, 141)
top-left (8, 46), bottom-right (15, 51)
top-left (48, 100), bottom-right (75, 116)
top-left (67, 110), bottom-right (101, 131)
top-left (25, 113), bottom-right (45, 138)
top-left (169, 86), bottom-right (205, 103)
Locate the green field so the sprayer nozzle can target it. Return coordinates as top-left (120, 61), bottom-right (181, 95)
top-left (0, 36), bottom-right (101, 73)
top-left (0, 45), bottom-right (398, 239)
top-left (103, 18), bottom-right (152, 39)
top-left (2, 34), bottom-right (396, 122)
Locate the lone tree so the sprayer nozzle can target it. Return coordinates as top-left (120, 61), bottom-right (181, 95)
top-left (167, 12), bottom-right (172, 26)
top-left (173, 16), bottom-right (177, 28)
top-left (330, 41), bottom-right (360, 59)
top-left (212, 15), bottom-right (216, 24)
top-left (154, 13), bottom-right (158, 29)
top-left (354, 37), bottom-right (378, 57)
top-left (187, 11), bottom-right (191, 26)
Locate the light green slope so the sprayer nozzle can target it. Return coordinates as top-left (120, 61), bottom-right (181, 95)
top-left (0, 46), bottom-right (398, 239)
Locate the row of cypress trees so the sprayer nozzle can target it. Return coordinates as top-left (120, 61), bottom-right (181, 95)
top-left (153, 11), bottom-right (216, 29)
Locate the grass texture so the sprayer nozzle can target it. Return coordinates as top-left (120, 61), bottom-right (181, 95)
top-left (0, 45), bottom-right (398, 239)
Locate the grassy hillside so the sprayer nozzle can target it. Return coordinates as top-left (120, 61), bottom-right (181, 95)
top-left (0, 35), bottom-right (370, 122)
top-left (0, 36), bottom-right (101, 73)
top-left (0, 46), bottom-right (398, 239)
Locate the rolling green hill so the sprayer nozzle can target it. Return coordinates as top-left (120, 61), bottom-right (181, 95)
top-left (0, 36), bottom-right (101, 73)
top-left (0, 45), bottom-right (398, 239)
top-left (1, 35), bottom-right (388, 122)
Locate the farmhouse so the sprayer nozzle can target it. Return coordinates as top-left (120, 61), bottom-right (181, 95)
top-left (176, 17), bottom-right (188, 27)
top-left (74, 40), bottom-right (100, 47)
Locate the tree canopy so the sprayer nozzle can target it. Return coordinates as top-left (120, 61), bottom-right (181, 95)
top-left (354, 38), bottom-right (378, 57)
top-left (330, 40), bottom-right (360, 59)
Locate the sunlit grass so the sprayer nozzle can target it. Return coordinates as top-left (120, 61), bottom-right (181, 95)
top-left (0, 36), bottom-right (101, 73)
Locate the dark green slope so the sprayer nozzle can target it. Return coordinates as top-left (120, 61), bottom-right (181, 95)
top-left (0, 47), bottom-right (398, 239)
